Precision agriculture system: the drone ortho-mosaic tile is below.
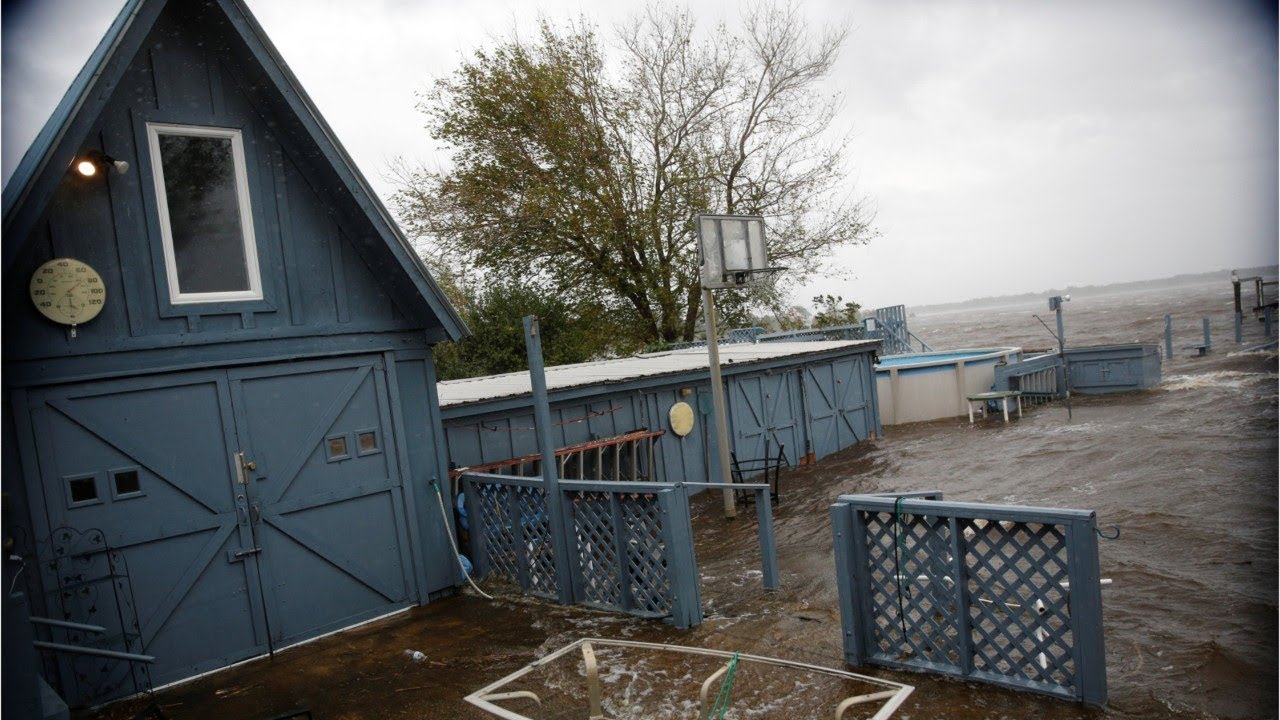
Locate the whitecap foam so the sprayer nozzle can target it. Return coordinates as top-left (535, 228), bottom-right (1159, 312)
top-left (1162, 370), bottom-right (1278, 392)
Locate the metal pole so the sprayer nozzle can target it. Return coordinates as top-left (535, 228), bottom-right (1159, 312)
top-left (1235, 311), bottom-right (1243, 343)
top-left (1055, 303), bottom-right (1066, 352)
top-left (524, 316), bottom-right (576, 603)
top-left (32, 640), bottom-right (155, 663)
top-left (703, 287), bottom-right (737, 519)
top-left (1203, 317), bottom-right (1211, 354)
top-left (1164, 314), bottom-right (1173, 360)
top-left (1053, 298), bottom-right (1071, 420)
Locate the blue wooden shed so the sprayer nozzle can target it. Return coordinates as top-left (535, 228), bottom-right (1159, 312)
top-left (438, 341), bottom-right (882, 486)
top-left (2, 0), bottom-right (467, 706)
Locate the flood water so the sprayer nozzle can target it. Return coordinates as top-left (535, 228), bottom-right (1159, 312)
top-left (93, 277), bottom-right (1277, 720)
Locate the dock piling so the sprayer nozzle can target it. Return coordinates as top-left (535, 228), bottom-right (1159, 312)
top-left (1164, 315), bottom-right (1172, 360)
top-left (1203, 318), bottom-right (1211, 354)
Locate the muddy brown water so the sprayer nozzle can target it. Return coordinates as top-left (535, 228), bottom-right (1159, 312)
top-left (90, 279), bottom-right (1277, 720)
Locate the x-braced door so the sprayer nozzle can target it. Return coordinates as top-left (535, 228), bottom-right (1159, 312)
top-left (23, 356), bottom-right (416, 694)
top-left (729, 372), bottom-right (802, 467)
top-left (228, 356), bottom-right (416, 648)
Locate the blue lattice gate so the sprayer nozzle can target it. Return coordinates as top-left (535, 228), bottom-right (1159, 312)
top-left (466, 477), bottom-right (559, 599)
top-left (462, 474), bottom-right (703, 627)
top-left (831, 492), bottom-right (1107, 705)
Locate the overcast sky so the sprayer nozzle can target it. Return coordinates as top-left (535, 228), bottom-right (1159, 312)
top-left (4, 0), bottom-right (1276, 309)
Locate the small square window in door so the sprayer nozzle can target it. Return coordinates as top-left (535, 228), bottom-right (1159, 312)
top-left (111, 468), bottom-right (144, 499)
top-left (356, 429), bottom-right (380, 456)
top-left (65, 473), bottom-right (103, 508)
top-left (325, 434), bottom-right (351, 462)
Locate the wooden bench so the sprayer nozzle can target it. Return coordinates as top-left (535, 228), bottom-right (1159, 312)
top-left (1182, 344), bottom-right (1209, 356)
top-left (966, 390), bottom-right (1022, 424)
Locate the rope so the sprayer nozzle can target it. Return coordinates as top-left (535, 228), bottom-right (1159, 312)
top-left (709, 652), bottom-right (739, 720)
top-left (892, 497), bottom-right (911, 650)
top-left (446, 405), bottom-right (622, 432)
top-left (432, 481), bottom-right (493, 600)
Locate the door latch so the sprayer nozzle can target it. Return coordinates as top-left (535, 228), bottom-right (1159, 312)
top-left (226, 546), bottom-right (262, 563)
top-left (235, 451), bottom-right (257, 484)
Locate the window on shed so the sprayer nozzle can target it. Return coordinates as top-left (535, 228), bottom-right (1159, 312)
top-left (147, 123), bottom-right (263, 304)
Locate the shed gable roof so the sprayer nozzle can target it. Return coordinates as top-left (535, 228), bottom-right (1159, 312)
top-left (2, 0), bottom-right (467, 341)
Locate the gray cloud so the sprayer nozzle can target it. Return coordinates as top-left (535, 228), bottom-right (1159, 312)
top-left (4, 0), bottom-right (1275, 309)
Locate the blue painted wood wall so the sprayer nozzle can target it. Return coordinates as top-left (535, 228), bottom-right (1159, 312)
top-left (4, 1), bottom-right (448, 386)
top-left (441, 344), bottom-right (881, 485)
top-left (2, 0), bottom-right (462, 704)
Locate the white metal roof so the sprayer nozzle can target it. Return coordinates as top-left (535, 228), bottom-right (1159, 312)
top-left (436, 340), bottom-right (876, 409)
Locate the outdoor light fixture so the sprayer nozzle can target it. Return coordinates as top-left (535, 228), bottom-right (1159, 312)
top-left (73, 151), bottom-right (129, 178)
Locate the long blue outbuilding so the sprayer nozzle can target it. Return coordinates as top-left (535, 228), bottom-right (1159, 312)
top-left (438, 340), bottom-right (883, 488)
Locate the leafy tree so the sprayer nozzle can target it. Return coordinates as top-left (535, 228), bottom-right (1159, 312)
top-left (433, 280), bottom-right (609, 380)
top-left (394, 3), bottom-right (874, 348)
top-left (811, 293), bottom-right (860, 327)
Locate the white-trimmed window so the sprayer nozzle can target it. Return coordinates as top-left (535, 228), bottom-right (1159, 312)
top-left (147, 123), bottom-right (263, 304)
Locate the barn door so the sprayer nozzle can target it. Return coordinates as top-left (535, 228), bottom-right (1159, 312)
top-left (23, 356), bottom-right (417, 698)
top-left (803, 363), bottom-right (841, 461)
top-left (803, 358), bottom-right (872, 460)
top-left (228, 356), bottom-right (415, 648)
top-left (26, 370), bottom-right (272, 691)
top-left (729, 372), bottom-right (802, 468)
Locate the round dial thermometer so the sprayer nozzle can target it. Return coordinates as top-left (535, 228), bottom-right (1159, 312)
top-left (30, 258), bottom-right (106, 326)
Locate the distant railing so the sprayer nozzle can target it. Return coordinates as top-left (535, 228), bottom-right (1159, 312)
top-left (461, 473), bottom-right (777, 628)
top-left (869, 305), bottom-right (934, 355)
top-left (757, 323), bottom-right (866, 343)
top-left (831, 491), bottom-right (1106, 706)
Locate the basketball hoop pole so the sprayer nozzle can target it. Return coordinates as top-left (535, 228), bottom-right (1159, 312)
top-left (703, 285), bottom-right (737, 519)
top-left (695, 213), bottom-right (772, 520)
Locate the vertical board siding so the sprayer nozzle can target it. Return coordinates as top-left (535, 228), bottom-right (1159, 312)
top-left (2, 0), bottom-right (471, 708)
top-left (5, 0), bottom-right (430, 365)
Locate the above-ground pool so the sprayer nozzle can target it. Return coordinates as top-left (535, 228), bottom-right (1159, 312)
top-left (876, 347), bottom-right (1022, 424)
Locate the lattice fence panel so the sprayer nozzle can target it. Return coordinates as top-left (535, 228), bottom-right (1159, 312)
top-left (833, 494), bottom-right (1105, 705)
top-left (567, 491), bottom-right (672, 617)
top-left (569, 492), bottom-right (623, 607)
top-left (475, 482), bottom-right (519, 583)
top-left (863, 511), bottom-right (960, 666)
top-left (475, 482), bottom-right (557, 597)
top-left (962, 519), bottom-right (1074, 688)
top-left (620, 495), bottom-right (670, 615)
top-left (516, 486), bottom-right (558, 597)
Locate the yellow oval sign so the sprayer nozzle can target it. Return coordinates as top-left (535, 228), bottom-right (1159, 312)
top-left (669, 401), bottom-right (695, 437)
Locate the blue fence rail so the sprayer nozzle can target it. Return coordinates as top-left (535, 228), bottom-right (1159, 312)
top-left (831, 491), bottom-right (1106, 706)
top-left (462, 473), bottom-right (777, 628)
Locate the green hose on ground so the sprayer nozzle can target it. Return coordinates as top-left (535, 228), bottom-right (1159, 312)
top-left (709, 652), bottom-right (739, 720)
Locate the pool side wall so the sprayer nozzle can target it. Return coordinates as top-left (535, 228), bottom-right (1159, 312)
top-left (875, 348), bottom-right (1022, 424)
